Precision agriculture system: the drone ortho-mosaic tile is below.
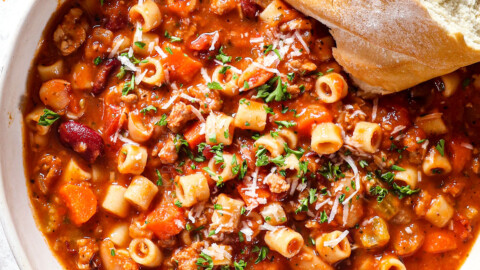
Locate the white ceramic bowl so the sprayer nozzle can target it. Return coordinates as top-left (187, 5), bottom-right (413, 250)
top-left (1, 1), bottom-right (480, 269)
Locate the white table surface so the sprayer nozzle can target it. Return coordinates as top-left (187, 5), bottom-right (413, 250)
top-left (0, 0), bottom-right (31, 269)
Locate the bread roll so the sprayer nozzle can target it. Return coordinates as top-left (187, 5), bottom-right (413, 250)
top-left (285, 0), bottom-right (480, 94)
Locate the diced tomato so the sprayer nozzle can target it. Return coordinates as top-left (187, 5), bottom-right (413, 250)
top-left (59, 184), bottom-right (97, 226)
top-left (103, 105), bottom-right (122, 140)
top-left (296, 104), bottom-right (332, 135)
top-left (162, 44), bottom-right (202, 83)
top-left (237, 183), bottom-right (271, 208)
top-left (167, 0), bottom-right (195, 17)
top-left (189, 33), bottom-right (217, 51)
top-left (448, 135), bottom-right (472, 174)
top-left (380, 103), bottom-right (411, 128)
top-left (146, 203), bottom-right (186, 239)
top-left (402, 127), bottom-right (426, 152)
top-left (184, 121), bottom-right (205, 149)
top-left (442, 176), bottom-right (466, 197)
top-left (453, 213), bottom-right (472, 241)
top-left (423, 229), bottom-right (457, 253)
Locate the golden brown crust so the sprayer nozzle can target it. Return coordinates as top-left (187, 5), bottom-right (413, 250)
top-left (285, 0), bottom-right (480, 94)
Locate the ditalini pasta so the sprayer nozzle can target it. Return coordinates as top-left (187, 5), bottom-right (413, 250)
top-left (23, 0), bottom-right (480, 269)
top-left (128, 1), bottom-right (162, 32)
top-left (315, 73), bottom-right (348, 103)
top-left (264, 227), bottom-right (304, 258)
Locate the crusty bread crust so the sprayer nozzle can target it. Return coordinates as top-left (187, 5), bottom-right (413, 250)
top-left (285, 0), bottom-right (480, 94)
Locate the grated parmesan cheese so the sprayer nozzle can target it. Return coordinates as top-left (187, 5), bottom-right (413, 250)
top-left (209, 31), bottom-right (219, 51)
top-left (294, 30), bottom-right (310, 53)
top-left (328, 194), bottom-right (340, 223)
top-left (342, 204), bottom-right (349, 226)
top-left (154, 45), bottom-right (167, 58)
top-left (372, 98), bottom-right (378, 121)
top-left (134, 22), bottom-right (143, 41)
top-left (323, 230), bottom-right (349, 248)
top-left (201, 67), bottom-right (211, 82)
top-left (179, 93), bottom-right (200, 103)
top-left (190, 106), bottom-right (205, 122)
top-left (135, 69), bottom-right (148, 85)
top-left (117, 55), bottom-right (137, 71)
top-left (250, 37), bottom-right (264, 43)
top-left (252, 61), bottom-right (281, 75)
top-left (391, 125), bottom-right (406, 135)
top-left (118, 135), bottom-right (140, 146)
top-left (461, 142), bottom-right (474, 149)
top-left (161, 95), bottom-right (178, 110)
top-left (315, 199), bottom-right (331, 210)
top-left (109, 38), bottom-right (125, 58)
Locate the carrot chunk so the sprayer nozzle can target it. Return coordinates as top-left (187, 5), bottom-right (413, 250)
top-left (296, 105), bottom-right (332, 135)
top-left (146, 203), bottom-right (186, 239)
top-left (423, 229), bottom-right (457, 253)
top-left (237, 183), bottom-right (271, 208)
top-left (448, 135), bottom-right (472, 174)
top-left (184, 121), bottom-right (205, 149)
top-left (59, 184), bottom-right (97, 226)
top-left (162, 45), bottom-right (202, 83)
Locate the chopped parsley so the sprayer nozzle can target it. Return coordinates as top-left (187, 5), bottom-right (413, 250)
top-left (296, 198), bottom-right (309, 214)
top-left (94, 56), bottom-right (102, 65)
top-left (436, 139), bottom-right (445, 156)
top-left (308, 188), bottom-right (318, 204)
top-left (256, 76), bottom-right (290, 103)
top-left (274, 120), bottom-right (297, 129)
top-left (264, 105), bottom-right (274, 115)
top-left (216, 46), bottom-right (232, 64)
top-left (196, 252), bottom-right (214, 270)
top-left (174, 200), bottom-right (182, 208)
top-left (391, 165), bottom-right (405, 171)
top-left (155, 169), bottom-right (163, 186)
top-left (270, 155), bottom-right (285, 166)
top-left (319, 210), bottom-right (328, 223)
top-left (370, 185), bottom-right (388, 202)
top-left (140, 105), bottom-right (157, 115)
top-left (164, 31), bottom-right (182, 42)
top-left (134, 41), bottom-right (146, 49)
top-left (219, 66), bottom-right (231, 74)
top-left (116, 66), bottom-right (126, 79)
top-left (234, 260), bottom-right (247, 270)
top-left (207, 81), bottom-right (223, 90)
top-left (392, 183), bottom-right (420, 199)
top-left (122, 74), bottom-right (135, 96)
top-left (320, 162), bottom-right (344, 181)
top-left (359, 160), bottom-right (368, 168)
top-left (239, 160), bottom-right (248, 179)
top-left (155, 114), bottom-right (168, 126)
top-left (255, 147), bottom-right (270, 167)
top-left (38, 109), bottom-right (60, 126)
top-left (243, 80), bottom-right (250, 89)
top-left (254, 246), bottom-right (269, 264)
top-left (284, 143), bottom-right (305, 159)
top-left (287, 72), bottom-right (295, 81)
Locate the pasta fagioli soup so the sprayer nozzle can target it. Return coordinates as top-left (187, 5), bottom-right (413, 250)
top-left (23, 0), bottom-right (480, 269)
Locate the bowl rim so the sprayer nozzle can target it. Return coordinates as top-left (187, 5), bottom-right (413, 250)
top-left (1, 1), bottom-right (480, 270)
top-left (0, 0), bottom-right (37, 269)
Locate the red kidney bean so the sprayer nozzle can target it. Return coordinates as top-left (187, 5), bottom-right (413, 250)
top-left (241, 0), bottom-right (260, 19)
top-left (58, 121), bottom-right (104, 163)
top-left (92, 58), bottom-right (120, 95)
